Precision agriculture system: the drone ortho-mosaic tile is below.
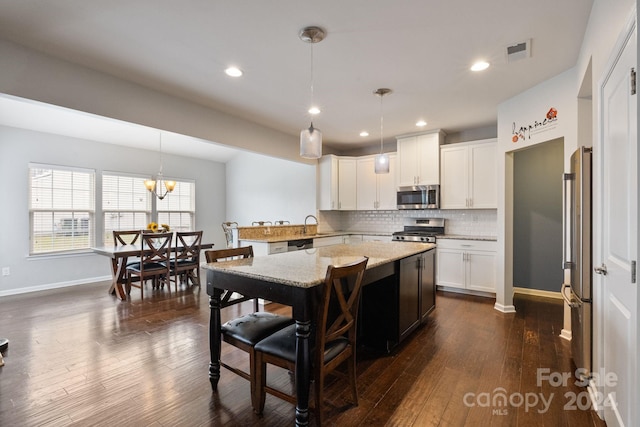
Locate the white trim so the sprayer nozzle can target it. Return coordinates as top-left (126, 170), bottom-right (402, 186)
top-left (560, 329), bottom-right (572, 341)
top-left (0, 276), bottom-right (111, 297)
top-left (494, 302), bottom-right (516, 313)
top-left (513, 286), bottom-right (563, 300)
top-left (436, 285), bottom-right (495, 299)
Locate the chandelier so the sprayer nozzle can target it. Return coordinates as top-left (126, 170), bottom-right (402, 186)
top-left (144, 132), bottom-right (176, 200)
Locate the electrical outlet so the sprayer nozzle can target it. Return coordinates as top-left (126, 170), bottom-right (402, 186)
top-left (1, 267), bottom-right (9, 276)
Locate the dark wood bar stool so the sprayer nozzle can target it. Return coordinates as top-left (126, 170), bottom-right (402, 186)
top-left (253, 257), bottom-right (369, 426)
top-left (205, 246), bottom-right (294, 409)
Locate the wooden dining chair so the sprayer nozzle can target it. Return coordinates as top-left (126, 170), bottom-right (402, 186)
top-left (169, 230), bottom-right (203, 291)
top-left (126, 232), bottom-right (172, 299)
top-left (205, 246), bottom-right (294, 406)
top-left (112, 229), bottom-right (142, 282)
top-left (253, 257), bottom-right (369, 425)
top-left (113, 229), bottom-right (142, 246)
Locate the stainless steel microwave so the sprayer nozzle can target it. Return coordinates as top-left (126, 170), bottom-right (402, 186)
top-left (397, 185), bottom-right (440, 209)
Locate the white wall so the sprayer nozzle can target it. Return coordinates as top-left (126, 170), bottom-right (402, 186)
top-left (0, 39), bottom-right (309, 165)
top-left (0, 125), bottom-right (226, 296)
top-left (495, 1), bottom-right (637, 420)
top-left (496, 68), bottom-right (579, 312)
top-left (225, 151), bottom-right (316, 226)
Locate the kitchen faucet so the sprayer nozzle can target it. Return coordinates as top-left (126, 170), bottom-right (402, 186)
top-left (303, 215), bottom-right (318, 234)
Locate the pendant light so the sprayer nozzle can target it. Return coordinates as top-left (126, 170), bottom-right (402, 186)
top-left (144, 132), bottom-right (176, 200)
top-left (299, 26), bottom-right (326, 159)
top-left (374, 88), bottom-right (392, 174)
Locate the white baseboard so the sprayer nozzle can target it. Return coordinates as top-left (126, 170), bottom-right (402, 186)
top-left (0, 275), bottom-right (111, 297)
top-left (587, 378), bottom-right (605, 420)
top-left (560, 329), bottom-right (572, 341)
top-left (494, 302), bottom-right (516, 313)
top-left (513, 287), bottom-right (563, 300)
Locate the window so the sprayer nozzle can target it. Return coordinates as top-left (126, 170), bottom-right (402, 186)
top-left (157, 180), bottom-right (195, 232)
top-left (29, 164), bottom-right (95, 255)
top-left (102, 173), bottom-right (151, 245)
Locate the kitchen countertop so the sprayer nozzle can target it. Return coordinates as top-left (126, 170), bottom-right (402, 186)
top-left (202, 241), bottom-right (434, 288)
top-left (238, 230), bottom-right (391, 243)
top-left (437, 235), bottom-right (497, 241)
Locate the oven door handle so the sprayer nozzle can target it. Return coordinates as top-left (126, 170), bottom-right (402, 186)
top-left (561, 283), bottom-right (580, 308)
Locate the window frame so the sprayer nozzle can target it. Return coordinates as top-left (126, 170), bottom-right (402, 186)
top-left (156, 178), bottom-right (196, 232)
top-left (102, 171), bottom-right (152, 246)
top-left (28, 163), bottom-right (96, 256)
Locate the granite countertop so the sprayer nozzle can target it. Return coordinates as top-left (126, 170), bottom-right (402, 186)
top-left (203, 241), bottom-right (435, 288)
top-left (437, 235), bottom-right (497, 241)
top-left (238, 230), bottom-right (391, 243)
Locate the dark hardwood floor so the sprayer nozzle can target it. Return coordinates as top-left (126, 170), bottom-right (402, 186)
top-left (0, 280), bottom-right (606, 426)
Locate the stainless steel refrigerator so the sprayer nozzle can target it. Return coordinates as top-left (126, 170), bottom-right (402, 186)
top-left (561, 147), bottom-right (592, 378)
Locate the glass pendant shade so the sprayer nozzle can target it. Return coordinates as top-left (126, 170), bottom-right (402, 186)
top-left (300, 123), bottom-right (322, 159)
top-left (375, 153), bottom-right (390, 174)
top-left (374, 87), bottom-right (392, 174)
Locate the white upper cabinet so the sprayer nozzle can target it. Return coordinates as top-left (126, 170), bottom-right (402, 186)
top-left (318, 155), bottom-right (339, 210)
top-left (318, 155), bottom-right (357, 210)
top-left (397, 130), bottom-right (444, 186)
top-left (356, 154), bottom-right (397, 210)
top-left (440, 139), bottom-right (497, 209)
top-left (337, 157), bottom-right (357, 210)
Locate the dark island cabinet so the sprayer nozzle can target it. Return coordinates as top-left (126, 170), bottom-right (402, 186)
top-left (399, 249), bottom-right (435, 342)
top-left (361, 248), bottom-right (436, 352)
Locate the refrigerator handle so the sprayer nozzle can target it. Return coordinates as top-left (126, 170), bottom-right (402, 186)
top-left (562, 173), bottom-right (575, 269)
top-left (561, 283), bottom-right (579, 308)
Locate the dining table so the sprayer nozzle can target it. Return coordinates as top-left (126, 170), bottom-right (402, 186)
top-left (92, 240), bottom-right (214, 300)
top-left (203, 241), bottom-right (435, 427)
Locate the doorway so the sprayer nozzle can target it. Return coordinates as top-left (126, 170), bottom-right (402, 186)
top-left (513, 138), bottom-right (564, 292)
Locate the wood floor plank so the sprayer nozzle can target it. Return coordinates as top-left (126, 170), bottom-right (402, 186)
top-left (0, 281), bottom-right (606, 426)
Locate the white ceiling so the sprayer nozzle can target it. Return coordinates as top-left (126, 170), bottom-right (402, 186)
top-left (0, 94), bottom-right (241, 162)
top-left (0, 0), bottom-right (593, 158)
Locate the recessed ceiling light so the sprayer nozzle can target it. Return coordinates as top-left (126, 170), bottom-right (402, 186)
top-left (470, 61), bottom-right (490, 72)
top-left (360, 131), bottom-right (369, 137)
top-left (225, 67), bottom-right (243, 77)
top-left (308, 106), bottom-right (321, 115)
top-left (416, 120), bottom-right (427, 127)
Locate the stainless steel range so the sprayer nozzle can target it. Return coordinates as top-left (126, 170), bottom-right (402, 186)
top-left (392, 218), bottom-right (445, 243)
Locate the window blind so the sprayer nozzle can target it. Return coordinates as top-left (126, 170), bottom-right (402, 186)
top-left (157, 180), bottom-right (195, 232)
top-left (29, 164), bottom-right (95, 254)
top-left (102, 173), bottom-right (151, 245)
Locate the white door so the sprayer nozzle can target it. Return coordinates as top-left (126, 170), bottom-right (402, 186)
top-left (600, 23), bottom-right (637, 427)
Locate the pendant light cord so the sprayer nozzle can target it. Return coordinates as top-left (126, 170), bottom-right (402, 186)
top-left (159, 132), bottom-right (164, 175)
top-left (310, 42), bottom-right (315, 116)
top-left (380, 93), bottom-right (384, 153)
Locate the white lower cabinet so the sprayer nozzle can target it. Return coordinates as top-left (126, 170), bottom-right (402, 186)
top-left (239, 240), bottom-right (287, 256)
top-left (361, 234), bottom-right (392, 242)
top-left (313, 235), bottom-right (346, 247)
top-left (313, 234), bottom-right (366, 247)
top-left (436, 239), bottom-right (497, 293)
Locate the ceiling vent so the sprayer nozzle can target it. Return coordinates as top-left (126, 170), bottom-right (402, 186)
top-left (506, 39), bottom-right (531, 63)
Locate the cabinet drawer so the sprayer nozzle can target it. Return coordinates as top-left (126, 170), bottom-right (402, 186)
top-left (436, 239), bottom-right (496, 251)
top-left (269, 242), bottom-right (288, 254)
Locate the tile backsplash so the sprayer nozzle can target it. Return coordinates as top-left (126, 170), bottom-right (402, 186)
top-left (318, 209), bottom-right (497, 237)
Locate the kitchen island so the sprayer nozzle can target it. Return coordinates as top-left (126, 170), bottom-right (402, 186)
top-left (204, 241), bottom-right (435, 427)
